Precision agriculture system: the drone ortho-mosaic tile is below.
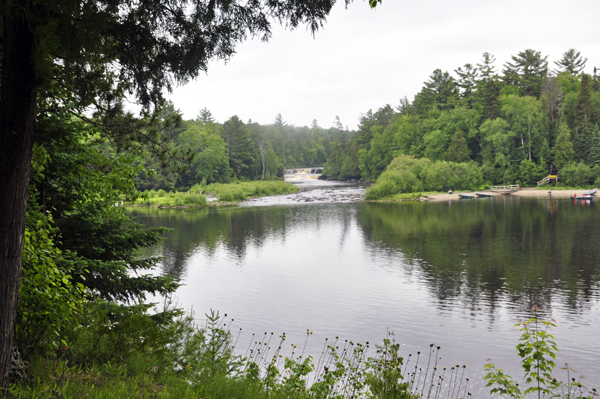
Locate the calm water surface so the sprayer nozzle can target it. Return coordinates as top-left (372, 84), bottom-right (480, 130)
top-left (128, 186), bottom-right (600, 395)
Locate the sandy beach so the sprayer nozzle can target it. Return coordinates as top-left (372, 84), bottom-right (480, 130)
top-left (425, 188), bottom-right (594, 201)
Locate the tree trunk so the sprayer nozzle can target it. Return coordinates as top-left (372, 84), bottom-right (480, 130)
top-left (0, 12), bottom-right (37, 391)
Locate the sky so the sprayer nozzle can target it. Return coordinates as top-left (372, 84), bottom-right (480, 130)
top-left (165, 0), bottom-right (599, 130)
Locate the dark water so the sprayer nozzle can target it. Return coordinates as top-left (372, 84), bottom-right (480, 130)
top-left (128, 193), bottom-right (600, 395)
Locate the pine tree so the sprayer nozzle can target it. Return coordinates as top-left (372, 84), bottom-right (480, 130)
top-left (476, 53), bottom-right (502, 120)
top-left (574, 74), bottom-right (594, 131)
top-left (413, 69), bottom-right (459, 114)
top-left (578, 116), bottom-right (594, 163)
top-left (455, 63), bottom-right (479, 108)
top-left (503, 49), bottom-right (548, 97)
top-left (554, 49), bottom-right (587, 75)
top-left (553, 121), bottom-right (575, 169)
top-left (222, 116), bottom-right (255, 178)
top-left (274, 113), bottom-right (287, 127)
top-left (197, 107), bottom-right (215, 124)
top-left (587, 124), bottom-right (600, 166)
top-left (443, 130), bottom-right (471, 163)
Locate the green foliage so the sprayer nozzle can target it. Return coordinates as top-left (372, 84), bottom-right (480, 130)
top-left (135, 190), bottom-right (208, 207)
top-left (442, 130), bottom-right (471, 163)
top-left (29, 108), bottom-right (177, 303)
top-left (485, 310), bottom-right (594, 399)
top-left (558, 162), bottom-right (595, 187)
top-left (321, 50), bottom-right (599, 188)
top-left (554, 121), bottom-right (575, 169)
top-left (484, 362), bottom-right (522, 398)
top-left (364, 334), bottom-right (413, 399)
top-left (366, 155), bottom-right (483, 199)
top-left (204, 181), bottom-right (299, 202)
top-left (16, 217), bottom-right (85, 358)
top-left (516, 315), bottom-right (559, 396)
top-left (365, 171), bottom-right (423, 200)
top-left (516, 159), bottom-right (546, 187)
top-left (554, 49), bottom-right (588, 76)
top-left (503, 49), bottom-right (548, 98)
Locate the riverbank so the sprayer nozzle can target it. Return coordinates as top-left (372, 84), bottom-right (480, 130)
top-left (425, 188), bottom-right (594, 201)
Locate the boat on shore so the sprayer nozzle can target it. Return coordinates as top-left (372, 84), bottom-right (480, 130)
top-left (584, 188), bottom-right (598, 196)
top-left (459, 193), bottom-right (475, 199)
top-left (476, 192), bottom-right (494, 198)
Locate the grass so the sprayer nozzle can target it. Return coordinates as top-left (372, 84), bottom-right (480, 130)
top-left (131, 189), bottom-right (207, 208)
top-left (127, 181), bottom-right (299, 207)
top-left (366, 191), bottom-right (443, 201)
top-left (202, 181), bottom-right (299, 202)
top-left (535, 185), bottom-right (597, 190)
top-left (9, 303), bottom-right (599, 398)
top-left (8, 304), bottom-right (471, 399)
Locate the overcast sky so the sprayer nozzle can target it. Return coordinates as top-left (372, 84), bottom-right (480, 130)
top-left (165, 0), bottom-right (599, 130)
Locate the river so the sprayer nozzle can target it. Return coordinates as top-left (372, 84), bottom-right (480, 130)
top-left (128, 181), bottom-right (600, 396)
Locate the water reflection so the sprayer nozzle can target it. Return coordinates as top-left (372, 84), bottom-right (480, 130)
top-left (127, 196), bottom-right (600, 392)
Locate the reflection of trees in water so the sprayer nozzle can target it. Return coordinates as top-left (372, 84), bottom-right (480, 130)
top-left (357, 199), bottom-right (600, 316)
top-left (128, 204), bottom-right (358, 281)
top-left (160, 244), bottom-right (187, 281)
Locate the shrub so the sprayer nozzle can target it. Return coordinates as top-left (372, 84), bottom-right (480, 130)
top-left (559, 162), bottom-right (593, 187)
top-left (366, 155), bottom-right (483, 199)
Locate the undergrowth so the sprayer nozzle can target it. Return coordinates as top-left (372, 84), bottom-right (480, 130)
top-left (8, 303), bottom-right (598, 399)
top-left (8, 303), bottom-right (469, 399)
top-left (129, 181), bottom-right (298, 207)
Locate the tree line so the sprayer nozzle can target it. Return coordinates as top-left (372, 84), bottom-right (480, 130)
top-left (324, 49), bottom-right (600, 188)
top-left (136, 107), bottom-right (352, 191)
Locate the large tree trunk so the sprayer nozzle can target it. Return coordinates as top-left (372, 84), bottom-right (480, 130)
top-left (0, 12), bottom-right (37, 391)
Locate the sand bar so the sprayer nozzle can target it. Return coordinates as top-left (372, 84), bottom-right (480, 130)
top-left (425, 188), bottom-right (594, 202)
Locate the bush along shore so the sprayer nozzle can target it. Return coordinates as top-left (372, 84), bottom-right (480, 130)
top-left (7, 303), bottom-right (598, 399)
top-left (128, 181), bottom-right (299, 208)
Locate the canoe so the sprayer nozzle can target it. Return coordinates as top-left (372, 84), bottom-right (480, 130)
top-left (584, 188), bottom-right (598, 196)
top-left (459, 193), bottom-right (475, 199)
top-left (571, 196), bottom-right (593, 200)
top-left (476, 192), bottom-right (494, 198)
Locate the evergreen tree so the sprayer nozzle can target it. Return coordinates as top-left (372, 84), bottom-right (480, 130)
top-left (478, 53), bottom-right (497, 80)
top-left (576, 115), bottom-right (594, 163)
top-left (455, 63), bottom-right (479, 108)
top-left (443, 130), bottom-right (471, 163)
top-left (540, 76), bottom-right (564, 138)
top-left (554, 49), bottom-right (587, 76)
top-left (396, 96), bottom-right (416, 116)
top-left (413, 69), bottom-right (459, 114)
top-left (588, 124), bottom-right (600, 166)
top-left (333, 116), bottom-right (344, 130)
top-left (197, 107), bottom-right (215, 124)
top-left (476, 53), bottom-right (502, 120)
top-left (573, 74), bottom-right (594, 130)
top-left (553, 120), bottom-right (575, 169)
top-left (503, 49), bottom-right (548, 97)
top-left (222, 116), bottom-right (256, 178)
top-left (274, 113), bottom-right (287, 127)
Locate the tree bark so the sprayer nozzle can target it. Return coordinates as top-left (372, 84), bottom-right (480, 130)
top-left (0, 11), bottom-right (37, 391)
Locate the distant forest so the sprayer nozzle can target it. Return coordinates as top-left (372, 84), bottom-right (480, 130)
top-left (140, 48), bottom-right (600, 190)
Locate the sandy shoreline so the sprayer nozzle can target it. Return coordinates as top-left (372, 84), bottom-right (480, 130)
top-left (425, 188), bottom-right (595, 202)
